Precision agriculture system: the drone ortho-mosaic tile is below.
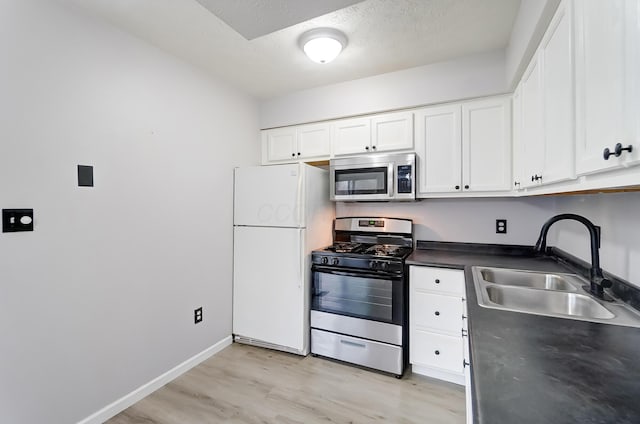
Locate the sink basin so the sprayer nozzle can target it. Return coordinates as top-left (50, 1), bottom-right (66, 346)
top-left (479, 268), bottom-right (578, 291)
top-left (485, 285), bottom-right (615, 319)
top-left (472, 266), bottom-right (640, 328)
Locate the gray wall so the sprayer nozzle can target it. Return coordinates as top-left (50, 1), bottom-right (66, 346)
top-left (553, 192), bottom-right (640, 285)
top-left (259, 50), bottom-right (507, 129)
top-left (0, 1), bottom-right (259, 423)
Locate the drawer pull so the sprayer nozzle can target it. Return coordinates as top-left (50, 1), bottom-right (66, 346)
top-left (434, 350), bottom-right (440, 355)
top-left (435, 279), bottom-right (440, 284)
top-left (434, 311), bottom-right (440, 316)
top-left (340, 339), bottom-right (366, 349)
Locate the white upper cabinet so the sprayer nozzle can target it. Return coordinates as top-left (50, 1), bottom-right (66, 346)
top-left (574, 0), bottom-right (639, 175)
top-left (263, 127), bottom-right (297, 163)
top-left (462, 97), bottom-right (512, 192)
top-left (514, 0), bottom-right (577, 189)
top-left (332, 117), bottom-right (371, 156)
top-left (512, 85), bottom-right (525, 190)
top-left (262, 123), bottom-right (331, 164)
top-left (520, 53), bottom-right (544, 188)
top-left (540, 0), bottom-right (576, 184)
top-left (371, 111), bottom-right (414, 152)
top-left (415, 104), bottom-right (462, 194)
top-left (332, 111), bottom-right (413, 156)
top-left (297, 123), bottom-right (331, 159)
top-left (415, 96), bottom-right (512, 195)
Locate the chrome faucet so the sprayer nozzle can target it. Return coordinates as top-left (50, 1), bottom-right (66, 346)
top-left (534, 214), bottom-right (612, 298)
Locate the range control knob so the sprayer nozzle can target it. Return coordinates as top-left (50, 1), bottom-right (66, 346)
top-left (369, 261), bottom-right (378, 269)
top-left (321, 257), bottom-right (328, 265)
top-left (380, 262), bottom-right (389, 271)
top-left (332, 258), bottom-right (340, 266)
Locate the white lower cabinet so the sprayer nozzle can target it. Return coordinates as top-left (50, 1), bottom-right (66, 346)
top-left (409, 265), bottom-right (472, 422)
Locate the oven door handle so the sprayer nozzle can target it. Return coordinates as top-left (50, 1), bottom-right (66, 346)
top-left (312, 265), bottom-right (401, 280)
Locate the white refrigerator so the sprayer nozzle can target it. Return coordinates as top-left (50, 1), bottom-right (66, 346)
top-left (233, 163), bottom-right (334, 355)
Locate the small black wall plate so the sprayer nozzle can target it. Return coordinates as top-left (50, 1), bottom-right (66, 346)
top-left (78, 165), bottom-right (94, 187)
top-left (2, 209), bottom-right (34, 232)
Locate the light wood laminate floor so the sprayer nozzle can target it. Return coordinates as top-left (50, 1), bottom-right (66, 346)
top-left (107, 343), bottom-right (465, 424)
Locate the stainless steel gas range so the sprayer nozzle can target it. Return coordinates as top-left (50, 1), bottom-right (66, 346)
top-left (310, 217), bottom-right (413, 377)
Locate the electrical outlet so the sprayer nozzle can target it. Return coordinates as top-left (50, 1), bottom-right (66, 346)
top-left (496, 219), bottom-right (507, 234)
top-left (194, 307), bottom-right (203, 324)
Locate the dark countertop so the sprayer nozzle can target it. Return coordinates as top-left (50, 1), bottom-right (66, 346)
top-left (407, 242), bottom-right (640, 424)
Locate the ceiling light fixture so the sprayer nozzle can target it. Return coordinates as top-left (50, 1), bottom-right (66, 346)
top-left (299, 28), bottom-right (348, 64)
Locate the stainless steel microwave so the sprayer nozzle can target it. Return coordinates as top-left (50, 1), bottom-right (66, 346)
top-left (329, 153), bottom-right (416, 201)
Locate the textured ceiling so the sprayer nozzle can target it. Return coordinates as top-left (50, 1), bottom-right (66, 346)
top-left (194, 0), bottom-right (365, 40)
top-left (59, 0), bottom-right (521, 100)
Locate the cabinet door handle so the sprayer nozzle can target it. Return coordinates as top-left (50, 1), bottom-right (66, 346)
top-left (435, 279), bottom-right (440, 284)
top-left (455, 185), bottom-right (460, 190)
top-left (434, 311), bottom-right (440, 316)
top-left (604, 143), bottom-right (633, 160)
top-left (434, 350), bottom-right (440, 355)
top-left (291, 153), bottom-right (295, 157)
top-left (464, 184), bottom-right (469, 189)
top-left (365, 146), bottom-right (370, 151)
top-left (462, 329), bottom-right (468, 337)
top-left (297, 152), bottom-right (300, 156)
top-left (372, 145), bottom-right (377, 150)
top-left (463, 360), bottom-right (470, 368)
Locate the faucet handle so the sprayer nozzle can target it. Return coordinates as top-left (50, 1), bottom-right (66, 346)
top-left (600, 278), bottom-right (613, 289)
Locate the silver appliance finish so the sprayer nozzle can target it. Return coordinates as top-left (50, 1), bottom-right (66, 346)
top-left (330, 153), bottom-right (416, 202)
top-left (473, 267), bottom-right (640, 328)
top-left (333, 216), bottom-right (413, 235)
top-left (311, 329), bottom-right (403, 375)
top-left (311, 310), bottom-right (402, 346)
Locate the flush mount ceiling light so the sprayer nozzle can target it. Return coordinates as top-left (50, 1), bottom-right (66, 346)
top-left (299, 28), bottom-right (348, 64)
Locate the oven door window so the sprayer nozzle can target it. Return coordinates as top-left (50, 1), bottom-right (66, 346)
top-left (312, 269), bottom-right (402, 325)
top-left (334, 167), bottom-right (388, 196)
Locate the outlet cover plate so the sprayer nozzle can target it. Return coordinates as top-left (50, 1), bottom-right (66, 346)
top-left (496, 219), bottom-right (507, 234)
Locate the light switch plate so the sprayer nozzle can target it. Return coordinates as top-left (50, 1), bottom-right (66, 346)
top-left (2, 209), bottom-right (34, 232)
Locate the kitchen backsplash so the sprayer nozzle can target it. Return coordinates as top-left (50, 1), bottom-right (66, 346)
top-left (337, 191), bottom-right (640, 288)
top-left (336, 197), bottom-right (557, 246)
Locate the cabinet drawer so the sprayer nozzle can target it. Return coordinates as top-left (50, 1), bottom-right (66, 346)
top-left (412, 292), bottom-right (463, 334)
top-left (411, 330), bottom-right (463, 373)
top-left (410, 266), bottom-right (465, 296)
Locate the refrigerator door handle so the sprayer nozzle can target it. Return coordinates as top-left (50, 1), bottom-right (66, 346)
top-left (297, 229), bottom-right (303, 289)
top-left (295, 164), bottom-right (303, 227)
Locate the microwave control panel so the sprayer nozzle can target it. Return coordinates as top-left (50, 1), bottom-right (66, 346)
top-left (397, 164), bottom-right (412, 194)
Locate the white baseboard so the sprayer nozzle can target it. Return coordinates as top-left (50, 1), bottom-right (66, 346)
top-left (77, 335), bottom-right (233, 424)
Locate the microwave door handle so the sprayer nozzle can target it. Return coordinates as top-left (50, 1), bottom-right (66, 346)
top-left (388, 164), bottom-right (394, 198)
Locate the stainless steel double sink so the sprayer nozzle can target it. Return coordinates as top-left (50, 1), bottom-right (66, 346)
top-left (472, 267), bottom-right (640, 328)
